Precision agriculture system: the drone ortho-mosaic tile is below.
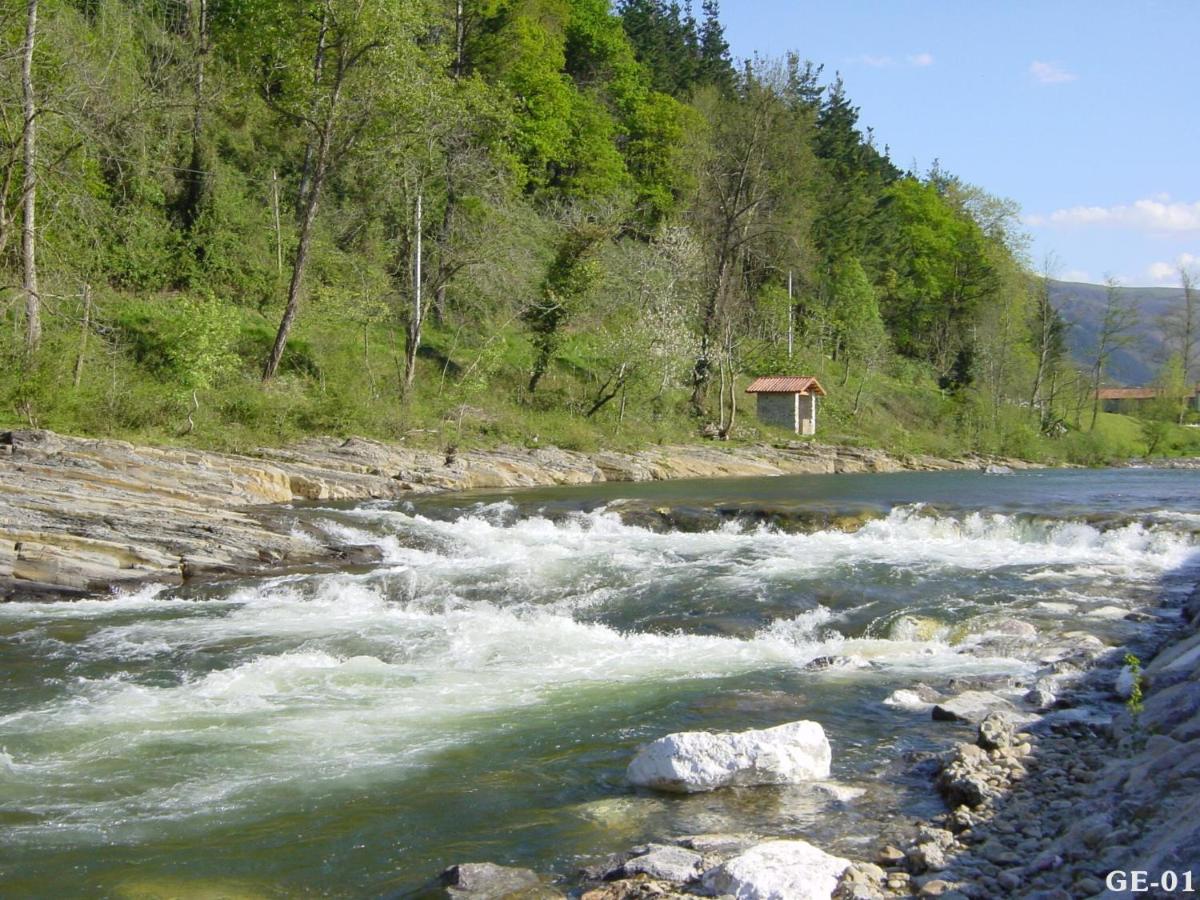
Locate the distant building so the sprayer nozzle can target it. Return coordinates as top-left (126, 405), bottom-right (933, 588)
top-left (746, 376), bottom-right (827, 435)
top-left (1095, 385), bottom-right (1200, 413)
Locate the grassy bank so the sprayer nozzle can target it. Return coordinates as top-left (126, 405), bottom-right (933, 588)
top-left (5, 289), bottom-right (1198, 464)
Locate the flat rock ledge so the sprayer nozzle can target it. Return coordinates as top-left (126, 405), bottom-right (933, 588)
top-left (0, 428), bottom-right (1032, 600)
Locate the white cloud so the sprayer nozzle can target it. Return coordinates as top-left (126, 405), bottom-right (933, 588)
top-left (1030, 61), bottom-right (1078, 84)
top-left (1060, 269), bottom-right (1092, 283)
top-left (849, 52), bottom-right (934, 68)
top-left (1028, 196), bottom-right (1200, 233)
top-left (1148, 253), bottom-right (1199, 284)
top-left (849, 54), bottom-right (897, 67)
top-left (1148, 262), bottom-right (1177, 282)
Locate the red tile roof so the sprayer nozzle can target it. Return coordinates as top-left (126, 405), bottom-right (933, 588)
top-left (1096, 387), bottom-right (1161, 400)
top-left (1096, 384), bottom-right (1200, 400)
top-left (745, 376), bottom-right (826, 395)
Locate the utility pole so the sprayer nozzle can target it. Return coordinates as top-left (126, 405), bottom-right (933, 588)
top-left (270, 168), bottom-right (283, 275)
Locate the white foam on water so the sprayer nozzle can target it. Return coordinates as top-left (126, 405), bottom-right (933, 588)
top-left (0, 748), bottom-right (23, 775)
top-left (0, 578), bottom-right (1027, 844)
top-left (331, 503), bottom-right (1198, 592)
top-left (1149, 509), bottom-right (1200, 525)
top-left (1, 499), bottom-right (1192, 846)
top-left (0, 582), bottom-right (178, 619)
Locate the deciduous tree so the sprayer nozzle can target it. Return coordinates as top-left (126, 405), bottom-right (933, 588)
top-left (1089, 276), bottom-right (1140, 429)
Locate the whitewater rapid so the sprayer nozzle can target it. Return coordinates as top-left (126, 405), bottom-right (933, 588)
top-left (1, 474), bottom-right (1197, 894)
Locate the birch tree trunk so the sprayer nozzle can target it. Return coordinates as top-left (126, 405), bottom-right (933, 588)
top-left (21, 0), bottom-right (41, 351)
top-left (403, 188), bottom-right (423, 392)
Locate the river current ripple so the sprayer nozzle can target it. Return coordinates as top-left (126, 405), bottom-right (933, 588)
top-left (1, 468), bottom-right (1198, 895)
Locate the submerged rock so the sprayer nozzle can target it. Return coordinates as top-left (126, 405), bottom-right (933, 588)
top-left (811, 781), bottom-right (867, 803)
top-left (571, 797), bottom-right (667, 834)
top-left (674, 833), bottom-right (761, 856)
top-left (978, 618), bottom-right (1038, 642)
top-left (803, 655), bottom-right (870, 672)
top-left (883, 683), bottom-right (945, 711)
top-left (439, 862), bottom-right (553, 899)
top-left (890, 615), bottom-right (947, 642)
top-left (701, 839), bottom-right (850, 900)
top-left (626, 721), bottom-right (831, 793)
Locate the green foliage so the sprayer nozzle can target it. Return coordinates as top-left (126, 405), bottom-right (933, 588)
top-left (114, 294), bottom-right (239, 391)
top-left (828, 257), bottom-right (887, 368)
top-left (616, 0), bottom-right (700, 96)
top-left (1123, 657), bottom-right (1142, 720)
top-left (873, 178), bottom-right (994, 374)
top-left (0, 0), bottom-right (1179, 467)
top-left (524, 218), bottom-right (611, 392)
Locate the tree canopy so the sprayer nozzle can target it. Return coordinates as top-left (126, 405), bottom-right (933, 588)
top-left (3, 0), bottom-right (1189, 462)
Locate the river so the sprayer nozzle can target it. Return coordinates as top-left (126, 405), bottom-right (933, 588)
top-left (1, 468), bottom-right (1198, 896)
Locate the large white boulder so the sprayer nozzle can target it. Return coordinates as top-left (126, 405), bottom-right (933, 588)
top-left (701, 839), bottom-right (850, 900)
top-left (626, 720), bottom-right (831, 793)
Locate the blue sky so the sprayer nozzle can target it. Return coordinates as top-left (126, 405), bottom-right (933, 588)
top-left (719, 1), bottom-right (1200, 287)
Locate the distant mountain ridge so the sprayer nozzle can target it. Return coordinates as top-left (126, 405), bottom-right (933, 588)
top-left (1048, 279), bottom-right (1186, 385)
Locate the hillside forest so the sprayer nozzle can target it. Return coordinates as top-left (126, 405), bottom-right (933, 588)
top-left (2, 0), bottom-right (1198, 462)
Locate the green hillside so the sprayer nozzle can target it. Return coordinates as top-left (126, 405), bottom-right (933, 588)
top-left (1050, 279), bottom-right (1188, 385)
top-left (1, 0), bottom-right (1196, 463)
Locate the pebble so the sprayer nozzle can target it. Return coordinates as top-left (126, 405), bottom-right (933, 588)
top-left (998, 870), bottom-right (1022, 890)
top-left (917, 880), bottom-right (957, 897)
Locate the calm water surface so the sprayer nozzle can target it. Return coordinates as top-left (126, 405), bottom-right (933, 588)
top-left (1, 468), bottom-right (1198, 897)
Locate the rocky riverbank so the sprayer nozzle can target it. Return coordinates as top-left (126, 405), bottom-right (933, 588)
top-left (460, 582), bottom-right (1196, 900)
top-left (873, 583), bottom-right (1200, 900)
top-left (0, 428), bottom-right (1033, 600)
top-left (409, 566), bottom-right (1200, 900)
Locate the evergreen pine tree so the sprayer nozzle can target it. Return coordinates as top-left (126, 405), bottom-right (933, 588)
top-left (697, 0), bottom-right (733, 91)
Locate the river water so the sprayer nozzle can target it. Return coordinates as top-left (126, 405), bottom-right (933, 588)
top-left (2, 468), bottom-right (1198, 896)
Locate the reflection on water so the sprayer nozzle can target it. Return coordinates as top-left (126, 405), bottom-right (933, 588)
top-left (0, 469), bottom-right (1197, 895)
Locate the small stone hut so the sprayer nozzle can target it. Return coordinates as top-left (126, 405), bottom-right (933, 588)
top-left (746, 376), bottom-right (827, 435)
